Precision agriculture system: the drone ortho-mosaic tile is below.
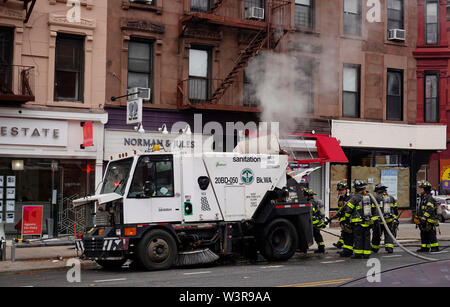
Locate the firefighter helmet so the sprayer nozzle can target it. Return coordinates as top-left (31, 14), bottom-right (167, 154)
top-left (353, 179), bottom-right (367, 191)
top-left (303, 188), bottom-right (317, 197)
top-left (374, 183), bottom-right (388, 193)
top-left (418, 180), bottom-right (432, 191)
top-left (337, 180), bottom-right (349, 191)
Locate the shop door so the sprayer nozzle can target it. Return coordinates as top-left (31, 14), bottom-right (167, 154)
top-left (57, 160), bottom-right (95, 235)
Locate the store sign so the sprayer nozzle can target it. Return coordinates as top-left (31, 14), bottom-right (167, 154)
top-left (440, 159), bottom-right (450, 191)
top-left (21, 205), bottom-right (43, 236)
top-left (0, 117), bottom-right (68, 147)
top-left (104, 130), bottom-right (213, 159)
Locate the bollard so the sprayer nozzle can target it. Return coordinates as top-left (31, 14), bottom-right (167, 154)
top-left (1, 240), bottom-right (5, 261)
top-left (11, 240), bottom-right (15, 262)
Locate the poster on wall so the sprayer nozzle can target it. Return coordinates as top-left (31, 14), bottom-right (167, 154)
top-left (440, 159), bottom-right (450, 192)
top-left (0, 176), bottom-right (3, 187)
top-left (6, 212), bottom-right (14, 224)
top-left (380, 169), bottom-right (398, 200)
top-left (6, 176), bottom-right (15, 187)
top-left (6, 200), bottom-right (14, 212)
top-left (6, 188), bottom-right (15, 200)
top-left (21, 206), bottom-right (43, 236)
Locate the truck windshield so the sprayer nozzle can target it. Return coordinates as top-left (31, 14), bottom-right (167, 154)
top-left (101, 158), bottom-right (134, 195)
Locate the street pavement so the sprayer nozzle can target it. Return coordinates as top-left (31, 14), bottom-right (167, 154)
top-left (0, 221), bottom-right (448, 276)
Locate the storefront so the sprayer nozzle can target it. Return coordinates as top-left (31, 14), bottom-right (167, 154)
top-left (331, 120), bottom-right (447, 216)
top-left (0, 108), bottom-right (107, 238)
top-left (280, 133), bottom-right (348, 218)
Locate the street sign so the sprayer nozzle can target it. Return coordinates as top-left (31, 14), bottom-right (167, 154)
top-left (21, 205), bottom-right (43, 237)
top-left (127, 98), bottom-right (143, 125)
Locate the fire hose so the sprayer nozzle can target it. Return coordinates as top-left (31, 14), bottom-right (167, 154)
top-left (367, 193), bottom-right (437, 262)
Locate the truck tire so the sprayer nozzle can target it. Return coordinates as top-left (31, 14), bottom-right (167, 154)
top-left (136, 229), bottom-right (178, 271)
top-left (259, 218), bottom-right (298, 261)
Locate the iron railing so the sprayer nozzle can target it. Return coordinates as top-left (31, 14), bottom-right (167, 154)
top-left (0, 64), bottom-right (35, 103)
top-left (177, 78), bottom-right (260, 111)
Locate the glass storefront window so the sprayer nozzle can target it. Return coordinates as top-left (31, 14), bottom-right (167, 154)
top-left (0, 158), bottom-right (95, 238)
top-left (330, 149), bottom-right (411, 210)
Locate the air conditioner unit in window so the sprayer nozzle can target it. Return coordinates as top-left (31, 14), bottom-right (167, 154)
top-left (247, 7), bottom-right (265, 20)
top-left (388, 29), bottom-right (406, 41)
top-left (130, 0), bottom-right (153, 5)
top-left (127, 87), bottom-right (151, 101)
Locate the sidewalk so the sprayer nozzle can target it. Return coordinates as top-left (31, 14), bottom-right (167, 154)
top-left (0, 222), bottom-right (449, 274)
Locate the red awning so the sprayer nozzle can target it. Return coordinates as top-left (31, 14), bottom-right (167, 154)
top-left (289, 133), bottom-right (348, 165)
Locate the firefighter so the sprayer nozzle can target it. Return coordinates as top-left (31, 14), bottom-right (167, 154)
top-left (416, 181), bottom-right (440, 253)
top-left (371, 184), bottom-right (399, 254)
top-left (343, 179), bottom-right (377, 259)
top-left (303, 188), bottom-right (326, 254)
top-left (332, 180), bottom-right (350, 250)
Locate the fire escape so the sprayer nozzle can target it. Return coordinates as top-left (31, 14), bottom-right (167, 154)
top-left (177, 0), bottom-right (292, 112)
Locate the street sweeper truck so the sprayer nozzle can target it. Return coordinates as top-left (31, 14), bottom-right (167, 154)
top-left (73, 149), bottom-right (313, 270)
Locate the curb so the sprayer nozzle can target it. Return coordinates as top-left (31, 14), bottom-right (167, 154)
top-left (0, 259), bottom-right (98, 275)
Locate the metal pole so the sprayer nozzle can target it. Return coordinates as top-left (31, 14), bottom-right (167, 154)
top-left (11, 240), bottom-right (15, 262)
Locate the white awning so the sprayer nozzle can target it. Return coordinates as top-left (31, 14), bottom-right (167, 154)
top-left (332, 120), bottom-right (447, 151)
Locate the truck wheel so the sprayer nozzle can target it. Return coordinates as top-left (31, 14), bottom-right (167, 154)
top-left (259, 218), bottom-right (298, 261)
top-left (136, 229), bottom-right (178, 271)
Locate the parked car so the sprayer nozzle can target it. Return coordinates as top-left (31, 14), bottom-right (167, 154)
top-left (433, 195), bottom-right (450, 223)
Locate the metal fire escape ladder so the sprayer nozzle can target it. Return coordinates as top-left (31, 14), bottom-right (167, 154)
top-left (207, 0), bottom-right (291, 105)
top-left (207, 29), bottom-right (269, 105)
top-left (209, 0), bottom-right (225, 13)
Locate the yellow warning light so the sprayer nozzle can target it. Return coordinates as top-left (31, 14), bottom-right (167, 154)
top-left (154, 145), bottom-right (160, 151)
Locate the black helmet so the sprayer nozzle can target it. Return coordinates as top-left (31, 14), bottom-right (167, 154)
top-left (418, 180), bottom-right (432, 190)
top-left (337, 180), bottom-right (348, 191)
top-left (374, 184), bottom-right (388, 193)
top-left (353, 179), bottom-right (367, 191)
top-left (303, 188), bottom-right (317, 197)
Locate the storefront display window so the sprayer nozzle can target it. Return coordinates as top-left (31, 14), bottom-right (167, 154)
top-left (330, 149), bottom-right (411, 209)
top-left (0, 158), bottom-right (95, 238)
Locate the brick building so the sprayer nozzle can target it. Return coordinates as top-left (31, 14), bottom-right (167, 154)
top-left (104, 0), bottom-right (446, 215)
top-left (0, 0), bottom-right (108, 236)
top-left (414, 0), bottom-right (450, 195)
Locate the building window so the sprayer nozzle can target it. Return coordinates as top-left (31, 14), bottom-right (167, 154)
top-left (426, 0), bottom-right (439, 45)
top-left (131, 0), bottom-right (155, 5)
top-left (386, 69), bottom-right (403, 121)
top-left (128, 39), bottom-right (153, 101)
top-left (342, 64), bottom-right (360, 118)
top-left (424, 73), bottom-right (439, 122)
top-left (189, 48), bottom-right (210, 103)
top-left (245, 0), bottom-right (265, 20)
top-left (54, 34), bottom-right (84, 102)
top-left (0, 27), bottom-right (14, 94)
top-left (190, 0), bottom-right (211, 12)
top-left (343, 0), bottom-right (362, 36)
top-left (243, 70), bottom-right (258, 107)
top-left (296, 58), bottom-right (314, 114)
top-left (387, 0), bottom-right (404, 30)
top-left (294, 0), bottom-right (314, 29)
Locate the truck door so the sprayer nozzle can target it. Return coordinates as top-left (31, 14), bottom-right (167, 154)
top-left (123, 155), bottom-right (181, 224)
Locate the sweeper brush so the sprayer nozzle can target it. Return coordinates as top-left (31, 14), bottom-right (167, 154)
top-left (175, 249), bottom-right (220, 267)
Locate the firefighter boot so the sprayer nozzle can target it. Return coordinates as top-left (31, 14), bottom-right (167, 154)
top-left (386, 247), bottom-right (394, 254)
top-left (416, 247), bottom-right (430, 253)
top-left (314, 244), bottom-right (325, 254)
top-left (431, 246), bottom-right (440, 253)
